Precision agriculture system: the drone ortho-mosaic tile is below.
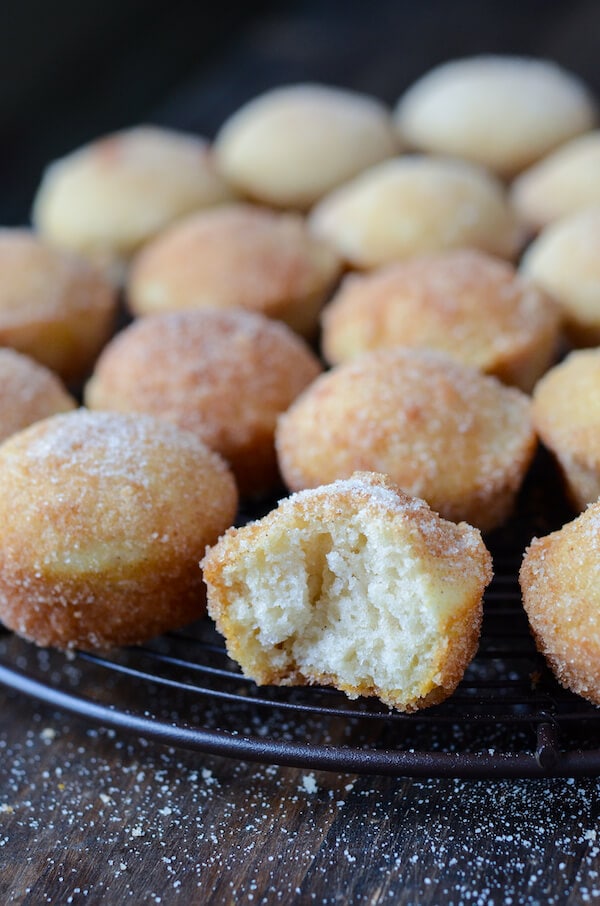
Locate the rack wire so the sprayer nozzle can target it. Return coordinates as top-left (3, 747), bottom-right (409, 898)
top-left (0, 453), bottom-right (599, 779)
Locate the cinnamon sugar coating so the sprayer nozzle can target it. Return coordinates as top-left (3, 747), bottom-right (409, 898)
top-left (85, 308), bottom-right (322, 496)
top-left (531, 348), bottom-right (600, 511)
top-left (321, 249), bottom-right (560, 390)
top-left (0, 349), bottom-right (76, 443)
top-left (520, 502), bottom-right (600, 705)
top-left (0, 410), bottom-right (238, 650)
top-left (276, 347), bottom-right (536, 532)
top-left (0, 230), bottom-right (116, 382)
top-left (127, 203), bottom-right (341, 338)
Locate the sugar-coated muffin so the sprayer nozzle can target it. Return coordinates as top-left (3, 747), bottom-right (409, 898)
top-left (0, 410), bottom-right (238, 650)
top-left (202, 471), bottom-right (493, 712)
top-left (521, 207), bottom-right (600, 346)
top-left (308, 156), bottom-right (521, 269)
top-left (0, 230), bottom-right (117, 382)
top-left (510, 131), bottom-right (600, 232)
top-left (0, 348), bottom-right (76, 443)
top-left (531, 348), bottom-right (600, 511)
top-left (395, 55), bottom-right (596, 177)
top-left (214, 83), bottom-right (398, 209)
top-left (520, 502), bottom-right (600, 705)
top-left (321, 249), bottom-right (560, 391)
top-left (85, 308), bottom-right (322, 496)
top-left (127, 203), bottom-right (341, 337)
top-left (276, 347), bottom-right (536, 533)
top-left (32, 125), bottom-right (234, 272)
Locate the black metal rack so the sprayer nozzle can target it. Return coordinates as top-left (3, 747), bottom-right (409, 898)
top-left (0, 456), bottom-right (599, 779)
top-left (0, 1), bottom-right (599, 782)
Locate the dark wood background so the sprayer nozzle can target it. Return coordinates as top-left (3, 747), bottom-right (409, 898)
top-left (2, 1), bottom-right (600, 903)
top-left (3, 0), bottom-right (600, 223)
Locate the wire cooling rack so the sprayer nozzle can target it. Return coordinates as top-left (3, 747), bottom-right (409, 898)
top-left (0, 452), bottom-right (599, 779)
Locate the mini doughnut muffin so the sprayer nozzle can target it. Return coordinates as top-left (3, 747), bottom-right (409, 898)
top-left (127, 203), bottom-right (341, 337)
top-left (276, 347), bottom-right (537, 533)
top-left (0, 409), bottom-right (238, 651)
top-left (520, 502), bottom-right (600, 705)
top-left (531, 348), bottom-right (600, 511)
top-left (202, 471), bottom-right (493, 712)
top-left (127, 204), bottom-right (341, 336)
top-left (32, 125), bottom-right (234, 272)
top-left (0, 348), bottom-right (76, 443)
top-left (0, 230), bottom-right (117, 382)
top-left (308, 156), bottom-right (521, 269)
top-left (214, 83), bottom-right (398, 209)
top-left (321, 249), bottom-right (561, 391)
top-left (510, 131), bottom-right (600, 232)
top-left (395, 55), bottom-right (596, 177)
top-left (521, 207), bottom-right (600, 346)
top-left (85, 308), bottom-right (322, 496)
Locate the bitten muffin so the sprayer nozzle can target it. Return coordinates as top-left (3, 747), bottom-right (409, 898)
top-left (32, 125), bottom-right (234, 272)
top-left (520, 502), bottom-right (600, 705)
top-left (0, 230), bottom-right (117, 382)
top-left (214, 83), bottom-right (398, 209)
top-left (531, 348), bottom-right (600, 511)
top-left (0, 348), bottom-right (76, 443)
top-left (127, 203), bottom-right (341, 337)
top-left (85, 308), bottom-right (322, 495)
top-left (308, 156), bottom-right (521, 269)
top-left (276, 347), bottom-right (537, 533)
top-left (510, 131), bottom-right (600, 233)
top-left (321, 249), bottom-right (560, 391)
top-left (395, 55), bottom-right (596, 176)
top-left (521, 207), bottom-right (600, 347)
top-left (0, 409), bottom-right (238, 650)
top-left (202, 471), bottom-right (493, 712)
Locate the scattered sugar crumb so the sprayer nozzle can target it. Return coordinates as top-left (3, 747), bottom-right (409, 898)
top-left (301, 773), bottom-right (318, 794)
top-left (40, 727), bottom-right (57, 742)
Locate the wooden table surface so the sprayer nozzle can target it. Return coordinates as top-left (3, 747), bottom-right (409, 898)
top-left (3, 2), bottom-right (600, 903)
top-left (1, 683), bottom-right (600, 905)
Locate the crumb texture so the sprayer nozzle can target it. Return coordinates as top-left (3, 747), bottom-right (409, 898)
top-left (203, 472), bottom-right (492, 711)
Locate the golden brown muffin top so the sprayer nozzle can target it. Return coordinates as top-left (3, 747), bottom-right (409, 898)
top-left (321, 249), bottom-right (560, 386)
top-left (127, 203), bottom-right (341, 322)
top-left (0, 409), bottom-right (237, 574)
top-left (0, 348), bottom-right (76, 443)
top-left (0, 229), bottom-right (115, 327)
top-left (85, 307), bottom-right (322, 495)
top-left (276, 347), bottom-right (536, 530)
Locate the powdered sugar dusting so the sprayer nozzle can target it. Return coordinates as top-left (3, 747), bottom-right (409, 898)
top-left (1, 685), bottom-right (599, 905)
top-left (275, 471), bottom-right (490, 576)
top-left (16, 409), bottom-right (212, 488)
